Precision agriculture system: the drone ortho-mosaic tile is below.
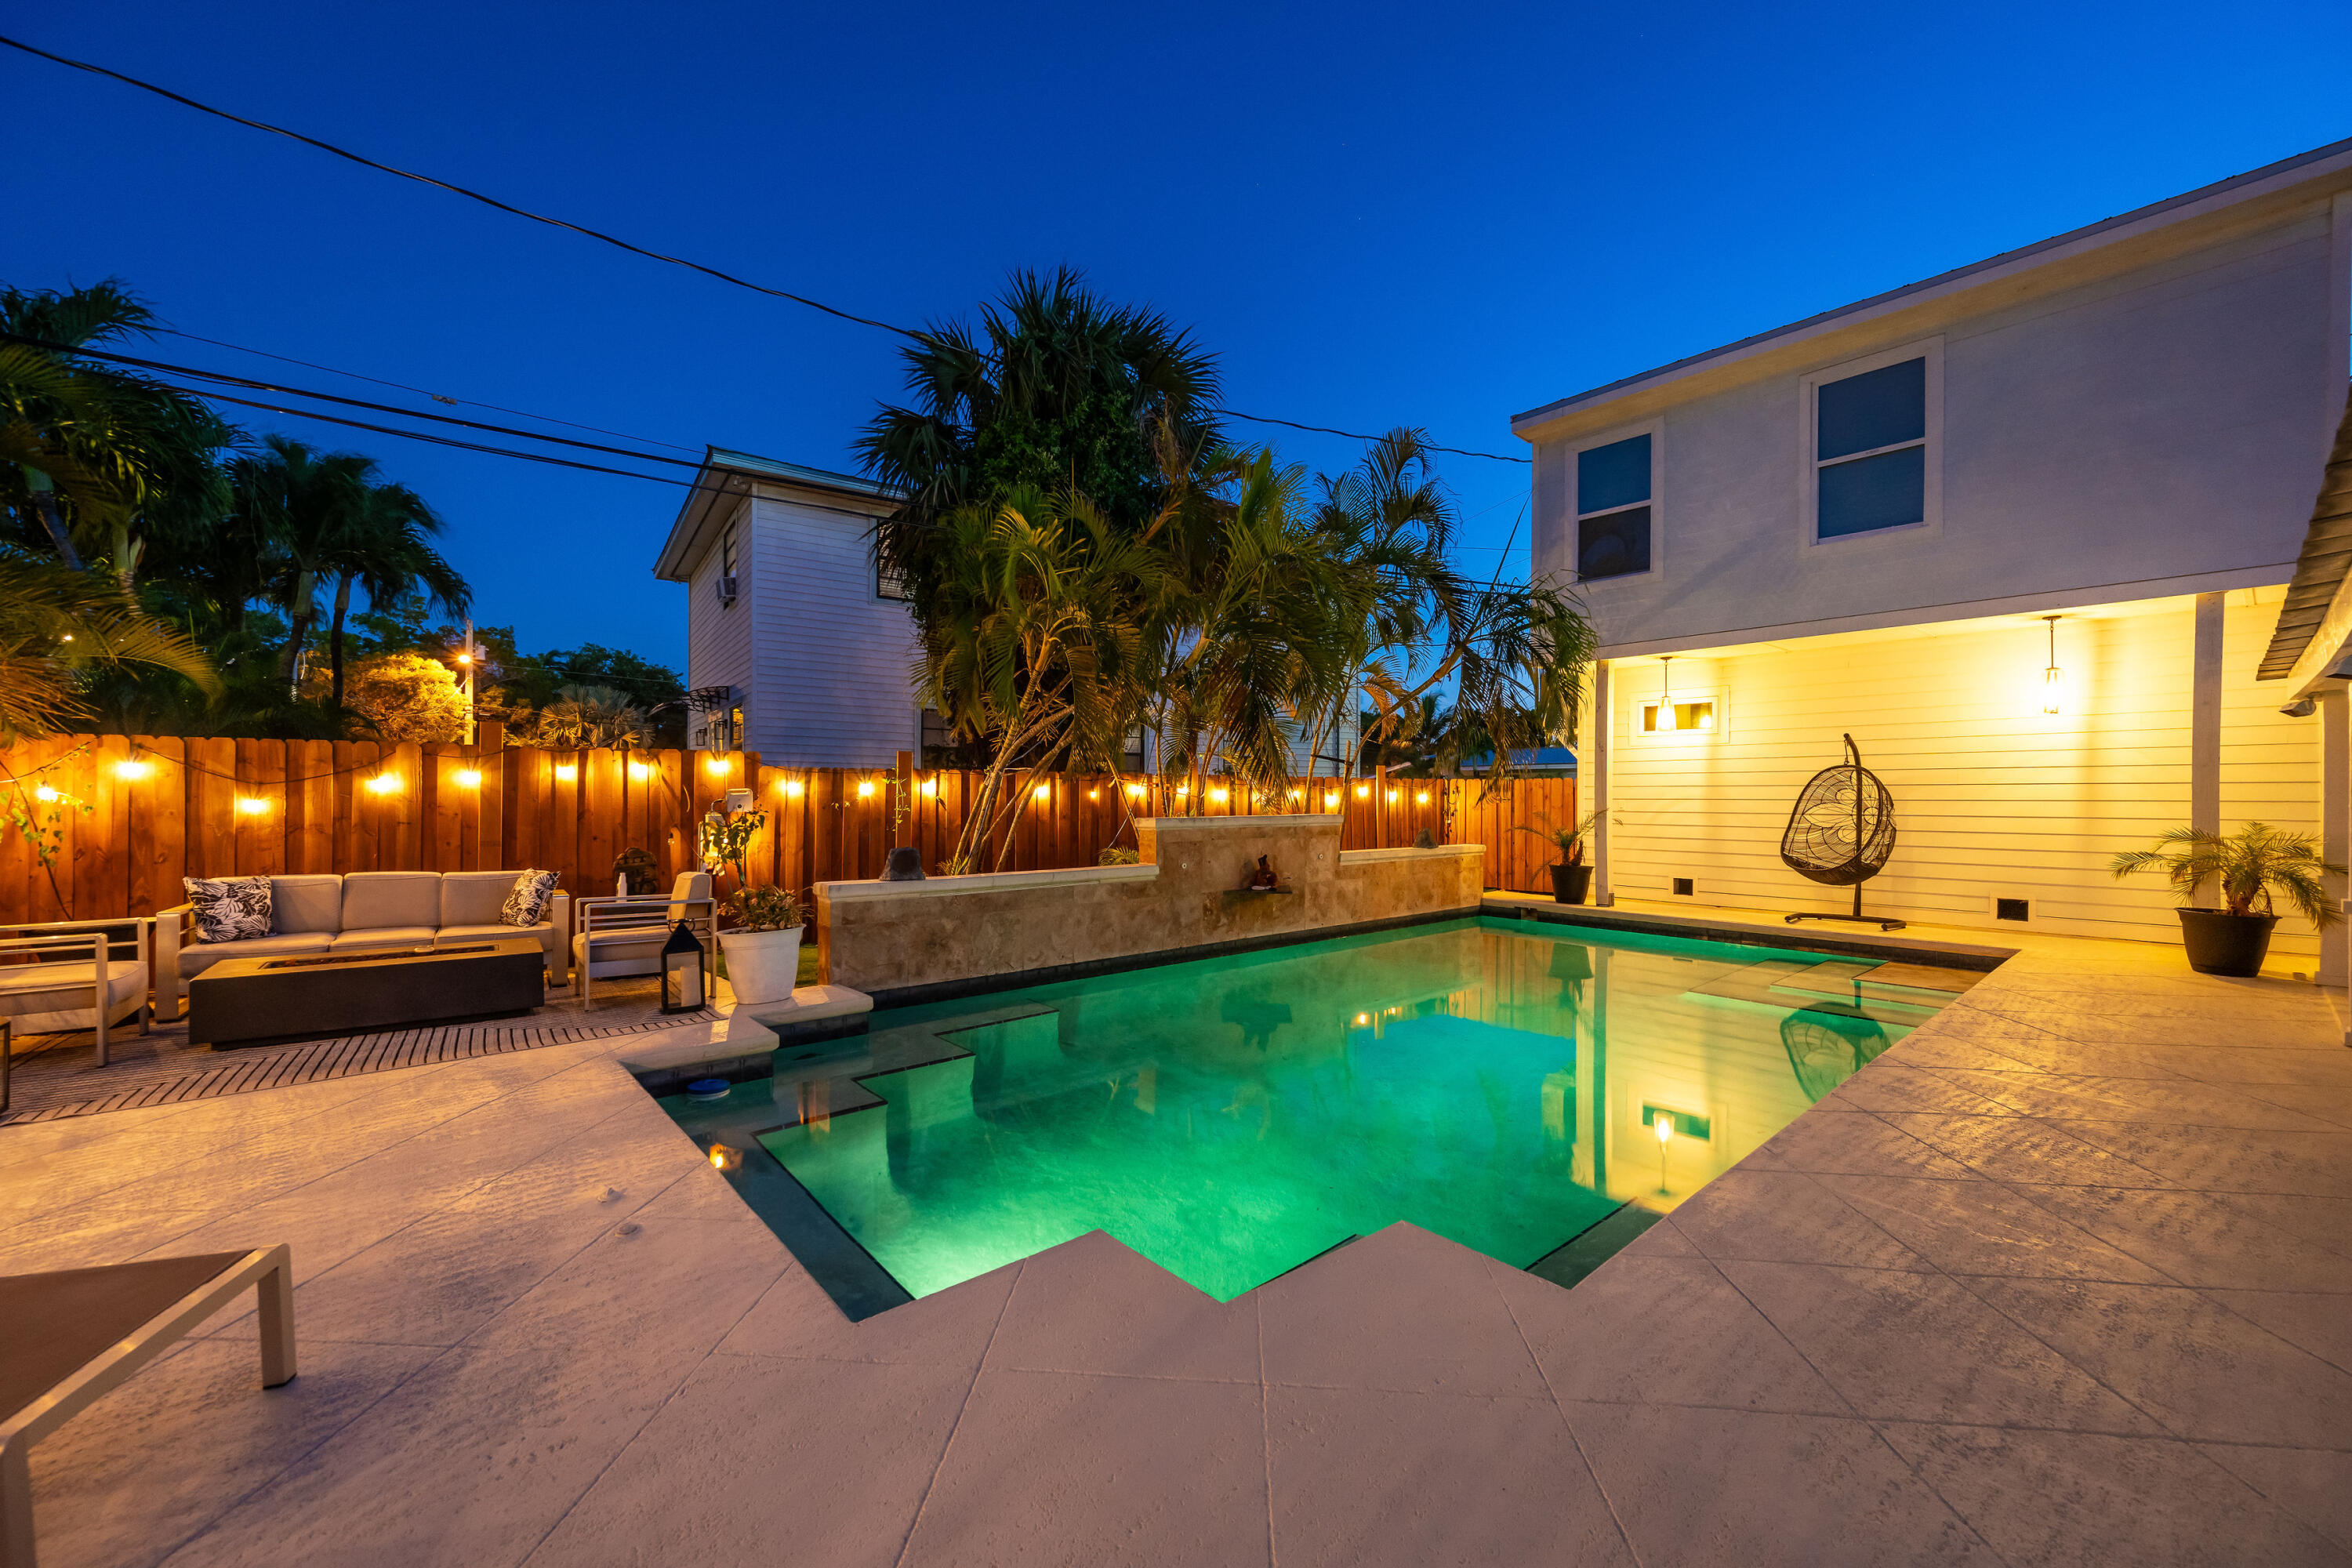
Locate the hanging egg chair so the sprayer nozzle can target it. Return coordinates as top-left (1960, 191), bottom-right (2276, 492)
top-left (1780, 733), bottom-right (1904, 931)
top-left (1779, 1007), bottom-right (1893, 1102)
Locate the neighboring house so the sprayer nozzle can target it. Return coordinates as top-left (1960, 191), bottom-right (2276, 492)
top-left (1512, 138), bottom-right (2352, 970)
top-left (652, 448), bottom-right (917, 766)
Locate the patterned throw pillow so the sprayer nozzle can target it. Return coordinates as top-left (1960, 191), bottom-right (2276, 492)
top-left (184, 875), bottom-right (272, 943)
top-left (500, 869), bottom-right (559, 927)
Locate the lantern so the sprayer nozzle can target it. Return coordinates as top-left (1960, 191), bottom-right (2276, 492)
top-left (660, 919), bottom-right (706, 1014)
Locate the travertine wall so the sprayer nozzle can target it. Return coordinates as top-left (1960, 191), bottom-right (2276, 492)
top-left (815, 815), bottom-right (1484, 996)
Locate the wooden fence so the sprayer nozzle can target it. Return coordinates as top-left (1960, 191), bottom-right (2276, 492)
top-left (0, 728), bottom-right (1575, 924)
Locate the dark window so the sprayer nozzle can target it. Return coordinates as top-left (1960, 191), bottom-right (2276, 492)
top-left (1814, 358), bottom-right (1927, 539)
top-left (1578, 506), bottom-right (1651, 580)
top-left (1573, 434), bottom-right (1653, 582)
top-left (1577, 434), bottom-right (1650, 514)
top-left (720, 525), bottom-right (738, 578)
top-left (1994, 897), bottom-right (2030, 922)
top-left (877, 558), bottom-right (912, 601)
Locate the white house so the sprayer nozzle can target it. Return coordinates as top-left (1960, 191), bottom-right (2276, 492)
top-left (1514, 137), bottom-right (2352, 970)
top-left (652, 448), bottom-right (920, 766)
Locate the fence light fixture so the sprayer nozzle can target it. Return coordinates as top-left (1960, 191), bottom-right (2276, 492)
top-left (855, 779), bottom-right (877, 798)
top-left (365, 772), bottom-right (400, 795)
top-left (1356, 783), bottom-right (1370, 799)
top-left (34, 785), bottom-right (59, 803)
top-left (1387, 789), bottom-right (1400, 804)
top-left (707, 1143), bottom-right (742, 1172)
top-left (1124, 782), bottom-right (1145, 798)
top-left (703, 756), bottom-right (729, 776)
top-left (1033, 783), bottom-right (1051, 801)
top-left (1324, 792), bottom-right (1340, 810)
top-left (114, 757), bottom-right (153, 780)
top-left (919, 777), bottom-right (938, 797)
top-left (455, 768), bottom-right (482, 789)
top-left (627, 760), bottom-right (652, 781)
top-left (1416, 790), bottom-right (1430, 804)
top-left (782, 779), bottom-right (804, 798)
top-left (235, 797), bottom-right (269, 816)
top-left (554, 764), bottom-right (578, 781)
top-left (1210, 787), bottom-right (1229, 803)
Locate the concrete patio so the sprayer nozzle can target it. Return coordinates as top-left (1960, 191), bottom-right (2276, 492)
top-left (4, 918), bottom-right (2349, 1566)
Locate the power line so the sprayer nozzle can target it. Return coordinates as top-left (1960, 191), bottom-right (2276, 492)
top-left (0, 31), bottom-right (1536, 466)
top-left (186, 387), bottom-right (698, 486)
top-left (149, 325), bottom-right (703, 453)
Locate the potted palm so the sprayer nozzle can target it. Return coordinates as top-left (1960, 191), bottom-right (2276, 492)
top-left (1514, 808), bottom-right (1606, 904)
top-left (2109, 822), bottom-right (2342, 978)
top-left (717, 884), bottom-right (804, 1005)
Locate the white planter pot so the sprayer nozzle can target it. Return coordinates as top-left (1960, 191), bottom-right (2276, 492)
top-left (718, 926), bottom-right (803, 1007)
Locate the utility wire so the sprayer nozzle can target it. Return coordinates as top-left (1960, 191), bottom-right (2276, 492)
top-left (149, 325), bottom-right (703, 453)
top-left (0, 31), bottom-right (1535, 466)
top-left (187, 388), bottom-right (698, 486)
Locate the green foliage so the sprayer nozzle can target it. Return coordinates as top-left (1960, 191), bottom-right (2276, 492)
top-left (343, 651), bottom-right (466, 742)
top-left (2109, 822), bottom-right (2344, 926)
top-left (0, 554), bottom-right (217, 739)
top-left (723, 882), bottom-right (802, 932)
top-left (698, 805), bottom-right (767, 887)
top-left (1512, 806), bottom-right (1606, 866)
top-left (1098, 845), bottom-right (1141, 866)
top-left (514, 685), bottom-right (650, 750)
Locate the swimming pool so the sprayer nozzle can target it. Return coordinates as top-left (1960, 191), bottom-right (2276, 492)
top-left (670, 916), bottom-right (1963, 1304)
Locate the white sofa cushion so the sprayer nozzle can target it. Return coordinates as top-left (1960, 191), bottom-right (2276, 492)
top-left (329, 927), bottom-right (435, 953)
top-left (341, 873), bottom-right (441, 931)
top-left (270, 875), bottom-right (343, 935)
top-left (439, 871), bottom-right (516, 928)
top-left (177, 933), bottom-right (334, 980)
top-left (0, 959), bottom-right (146, 1034)
top-left (571, 931), bottom-right (670, 976)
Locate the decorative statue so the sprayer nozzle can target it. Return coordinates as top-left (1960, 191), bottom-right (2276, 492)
top-left (1247, 855), bottom-right (1279, 891)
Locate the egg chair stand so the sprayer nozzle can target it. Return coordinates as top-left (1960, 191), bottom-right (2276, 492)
top-left (1780, 733), bottom-right (1905, 932)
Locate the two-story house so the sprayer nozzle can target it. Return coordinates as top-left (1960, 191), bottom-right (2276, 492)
top-left (1514, 136), bottom-right (2352, 971)
top-left (652, 448), bottom-right (920, 765)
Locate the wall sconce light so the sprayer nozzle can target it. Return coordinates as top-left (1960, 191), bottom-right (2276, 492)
top-left (235, 796), bottom-right (270, 816)
top-left (1033, 783), bottom-right (1051, 801)
top-left (703, 756), bottom-right (730, 776)
top-left (626, 760), bottom-right (652, 781)
top-left (365, 772), bottom-right (400, 795)
top-left (1416, 790), bottom-right (1430, 804)
top-left (2042, 615), bottom-right (2065, 715)
top-left (113, 756), bottom-right (153, 780)
top-left (455, 768), bottom-right (482, 789)
top-left (707, 1143), bottom-right (742, 1172)
top-left (34, 785), bottom-right (59, 803)
top-left (1355, 783), bottom-right (1370, 799)
top-left (855, 779), bottom-right (877, 798)
top-left (554, 764), bottom-right (578, 782)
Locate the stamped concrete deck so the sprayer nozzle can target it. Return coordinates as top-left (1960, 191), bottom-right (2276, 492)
top-left (4, 924), bottom-right (2350, 1565)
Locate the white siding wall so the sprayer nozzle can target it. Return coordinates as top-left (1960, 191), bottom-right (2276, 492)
top-left (746, 492), bottom-right (920, 765)
top-left (1534, 210), bottom-right (2342, 653)
top-left (1605, 590), bottom-right (2323, 956)
top-left (684, 499), bottom-right (754, 715)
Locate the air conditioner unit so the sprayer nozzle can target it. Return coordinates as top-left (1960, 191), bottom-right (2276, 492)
top-left (714, 574), bottom-right (738, 606)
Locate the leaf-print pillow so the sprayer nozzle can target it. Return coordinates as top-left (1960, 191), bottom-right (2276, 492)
top-left (184, 875), bottom-right (273, 942)
top-left (500, 869), bottom-right (559, 927)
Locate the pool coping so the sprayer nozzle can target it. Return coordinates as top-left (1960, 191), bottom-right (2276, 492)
top-left (1483, 897), bottom-right (2019, 970)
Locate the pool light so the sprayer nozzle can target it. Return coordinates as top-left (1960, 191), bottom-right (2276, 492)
top-left (708, 1143), bottom-right (743, 1171)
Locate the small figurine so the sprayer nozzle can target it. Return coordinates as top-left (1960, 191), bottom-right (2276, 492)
top-left (1248, 855), bottom-right (1279, 891)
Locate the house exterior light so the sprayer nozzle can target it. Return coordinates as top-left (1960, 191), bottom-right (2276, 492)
top-left (554, 764), bottom-right (578, 781)
top-left (2042, 615), bottom-right (2065, 714)
top-left (455, 769), bottom-right (482, 789)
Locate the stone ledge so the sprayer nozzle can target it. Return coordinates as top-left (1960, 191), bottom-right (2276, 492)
top-left (1145, 813), bottom-right (1338, 830)
top-left (1341, 844), bottom-right (1486, 865)
top-left (818, 863), bottom-right (1158, 902)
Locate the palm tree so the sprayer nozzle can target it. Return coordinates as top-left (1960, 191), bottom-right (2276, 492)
top-left (223, 434), bottom-right (372, 688)
top-left (517, 684), bottom-right (650, 749)
top-left (858, 268), bottom-right (1221, 619)
top-left (0, 280), bottom-right (234, 590)
top-left (0, 553), bottom-right (216, 739)
top-left (320, 479), bottom-right (469, 707)
top-left (919, 486), bottom-right (1157, 873)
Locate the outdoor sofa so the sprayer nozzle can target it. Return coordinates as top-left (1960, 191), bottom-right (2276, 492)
top-left (153, 871), bottom-right (570, 1021)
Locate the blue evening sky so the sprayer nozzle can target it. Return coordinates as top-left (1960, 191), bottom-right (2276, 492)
top-left (9, 1), bottom-right (2348, 671)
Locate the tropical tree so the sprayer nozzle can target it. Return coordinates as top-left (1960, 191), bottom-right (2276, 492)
top-left (0, 552), bottom-right (216, 739)
top-left (222, 434), bottom-right (372, 687)
top-left (515, 684), bottom-right (651, 750)
top-left (0, 279), bottom-right (234, 589)
top-left (918, 487), bottom-right (1157, 873)
top-left (343, 652), bottom-right (466, 742)
top-left (320, 479), bottom-right (468, 706)
top-left (858, 268), bottom-right (1221, 620)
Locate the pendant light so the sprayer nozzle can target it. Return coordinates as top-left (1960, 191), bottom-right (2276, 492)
top-left (1657, 655), bottom-right (1676, 731)
top-left (2042, 615), bottom-right (2065, 715)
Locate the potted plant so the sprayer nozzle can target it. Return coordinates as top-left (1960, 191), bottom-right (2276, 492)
top-left (717, 884), bottom-right (804, 1005)
top-left (2109, 822), bottom-right (2342, 978)
top-left (1514, 808), bottom-right (1606, 904)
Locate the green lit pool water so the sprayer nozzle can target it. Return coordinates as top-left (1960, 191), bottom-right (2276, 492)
top-left (738, 916), bottom-right (1955, 1301)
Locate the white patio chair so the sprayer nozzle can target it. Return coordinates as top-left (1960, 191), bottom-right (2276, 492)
top-left (568, 872), bottom-right (717, 1008)
top-left (0, 922), bottom-right (150, 1075)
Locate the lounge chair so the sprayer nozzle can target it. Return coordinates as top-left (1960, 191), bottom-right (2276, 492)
top-left (569, 872), bottom-right (716, 1007)
top-left (0, 1246), bottom-right (295, 1568)
top-left (0, 924), bottom-right (151, 1078)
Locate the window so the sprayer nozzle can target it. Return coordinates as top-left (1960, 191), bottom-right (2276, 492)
top-left (1811, 355), bottom-right (1929, 539)
top-left (720, 524), bottom-right (738, 578)
top-left (877, 557), bottom-right (912, 602)
top-left (1639, 699), bottom-right (1715, 733)
top-left (1574, 433), bottom-right (1652, 581)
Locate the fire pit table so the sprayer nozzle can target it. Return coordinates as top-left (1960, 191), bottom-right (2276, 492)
top-left (187, 938), bottom-right (546, 1049)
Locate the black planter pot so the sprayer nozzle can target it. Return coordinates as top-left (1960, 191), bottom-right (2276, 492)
top-left (1551, 864), bottom-right (1593, 905)
top-left (2176, 908), bottom-right (2278, 978)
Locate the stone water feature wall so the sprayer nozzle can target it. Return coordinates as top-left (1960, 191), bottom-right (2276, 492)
top-left (814, 814), bottom-right (1484, 998)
